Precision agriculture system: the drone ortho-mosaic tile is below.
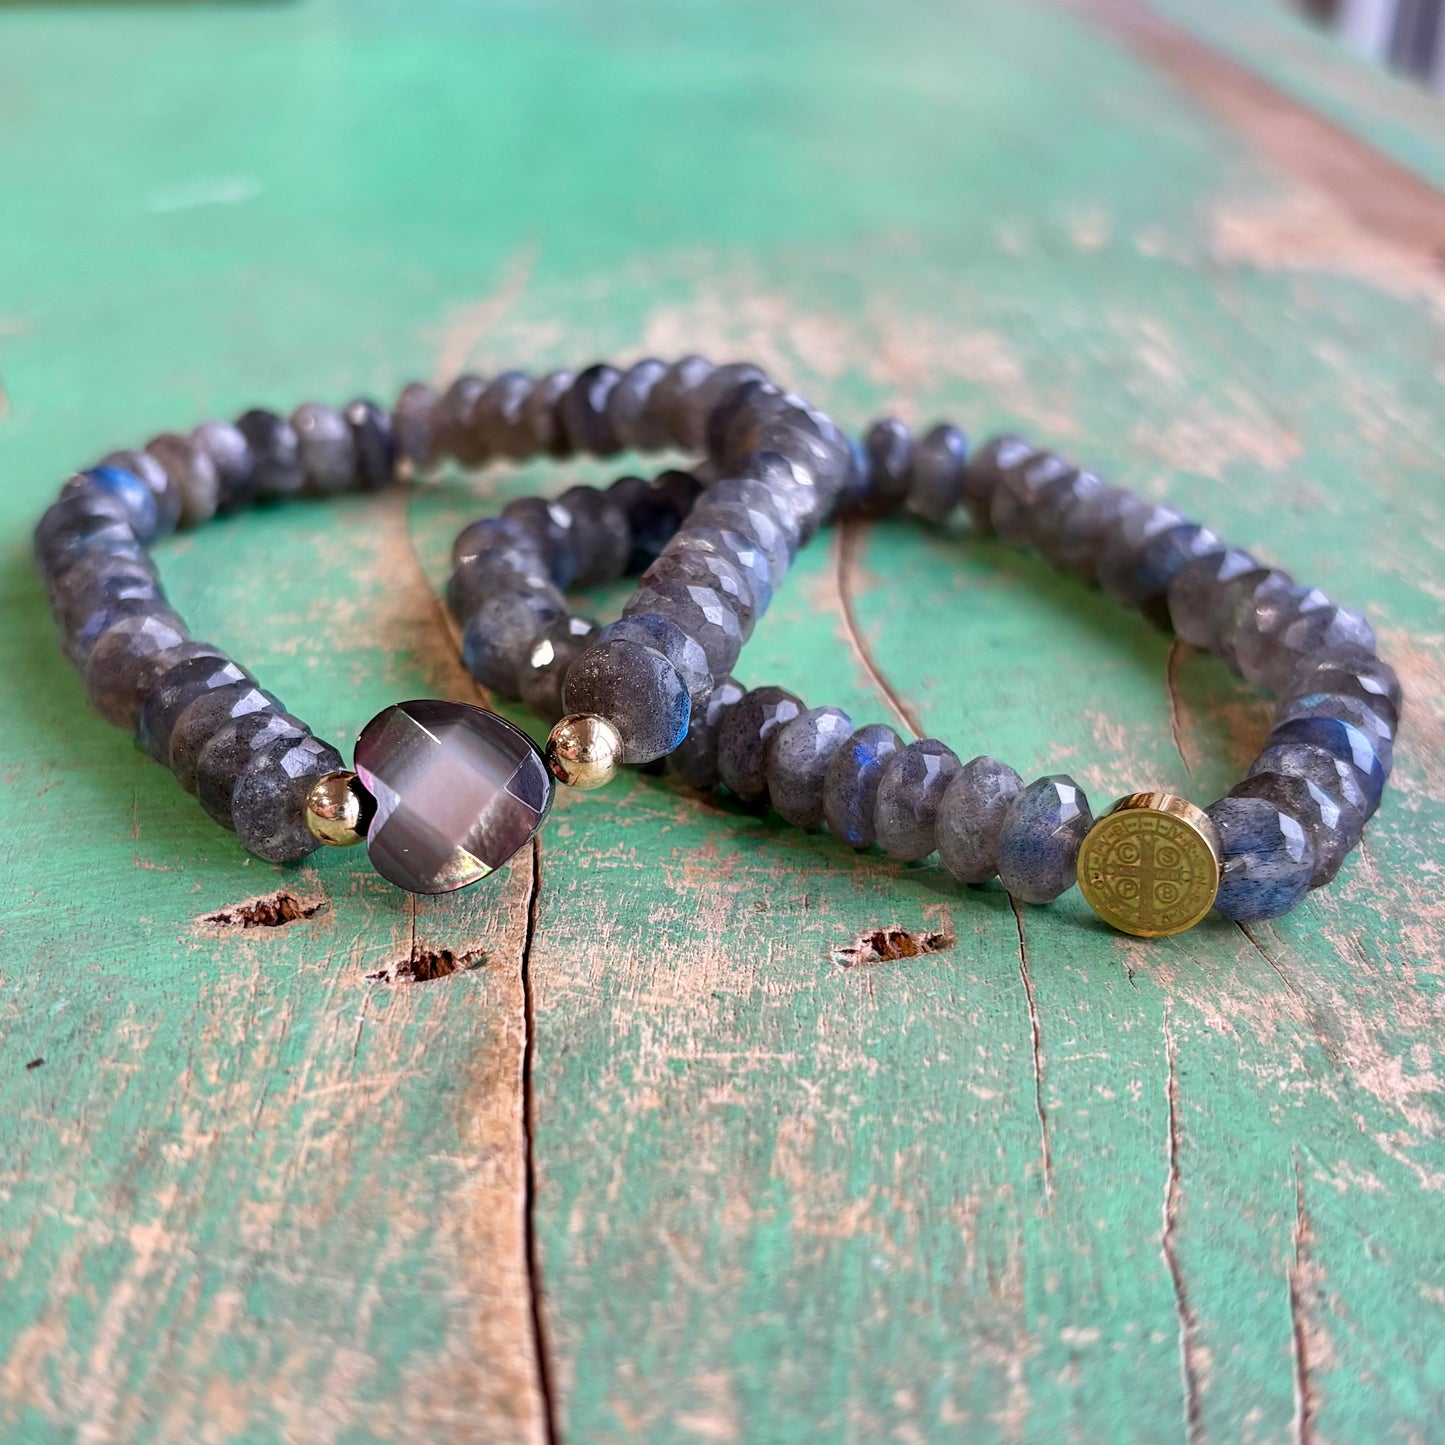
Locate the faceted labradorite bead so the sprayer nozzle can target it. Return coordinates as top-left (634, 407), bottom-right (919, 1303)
top-left (466, 371), bottom-right (531, 463)
top-left (50, 555), bottom-right (163, 659)
top-left (1229, 772), bottom-right (1357, 889)
top-left (169, 681), bottom-right (285, 793)
top-left (717, 687), bottom-right (804, 803)
top-left (446, 545), bottom-right (553, 622)
top-left (83, 610), bottom-right (194, 728)
top-left (344, 399), bottom-right (396, 490)
top-left (688, 498), bottom-right (792, 585)
top-left (460, 586), bottom-right (567, 697)
top-left (643, 355), bottom-right (714, 450)
top-left (501, 496), bottom-right (579, 590)
top-left (98, 448), bottom-right (181, 536)
top-left (518, 369), bottom-right (575, 458)
top-left (66, 594), bottom-right (174, 670)
top-left (707, 379), bottom-right (786, 466)
top-left (1205, 795), bottom-right (1316, 921)
top-left (558, 485), bottom-right (631, 586)
top-left (687, 361), bottom-right (770, 452)
top-left (236, 409), bottom-right (304, 499)
top-left (233, 734), bottom-right (346, 864)
top-left (766, 706), bottom-right (854, 830)
top-left (996, 775), bottom-right (1093, 905)
top-left (1216, 572), bottom-right (1306, 672)
top-left (192, 419), bottom-right (257, 511)
top-left (392, 381), bottom-right (441, 476)
top-left (1274, 691), bottom-right (1394, 751)
top-left (196, 710), bottom-right (310, 828)
top-left (80, 466), bottom-right (160, 541)
top-left (607, 358), bottom-right (668, 452)
top-left (623, 581), bottom-right (744, 677)
top-left (292, 402), bottom-right (358, 495)
top-left (560, 364), bottom-right (623, 456)
top-left (1281, 647), bottom-right (1401, 726)
top-left (1055, 487), bottom-right (1149, 583)
top-left (1249, 741), bottom-right (1370, 821)
top-left (654, 468), bottom-right (704, 517)
top-left (137, 654), bottom-right (251, 762)
top-left (1094, 503), bottom-right (1186, 605)
top-left (861, 417), bottom-right (912, 515)
top-left (745, 448), bottom-right (827, 543)
top-left (669, 524), bottom-right (777, 614)
top-left (146, 434), bottom-right (221, 529)
top-left (560, 637), bottom-right (691, 765)
top-left (905, 424), bottom-right (969, 526)
top-left (1243, 602), bottom-right (1378, 696)
top-left (34, 491), bottom-right (136, 577)
top-left (1265, 716), bottom-right (1390, 817)
top-left (608, 475), bottom-right (684, 574)
top-left (1165, 548), bottom-right (1260, 652)
top-left (451, 515), bottom-right (535, 568)
top-left (821, 724), bottom-right (904, 850)
top-left (355, 699), bottom-right (552, 894)
top-left (873, 738), bottom-right (962, 862)
top-left (434, 374), bottom-right (488, 465)
top-left (935, 755), bottom-right (1024, 885)
top-left (518, 615), bottom-right (598, 721)
top-left (595, 614), bottom-right (711, 710)
top-left (991, 452), bottom-right (1074, 548)
top-left (1030, 467), bottom-right (1106, 565)
top-left (665, 676), bottom-right (746, 791)
top-left (641, 548), bottom-right (755, 641)
top-left (1109, 523), bottom-right (1222, 615)
top-left (960, 434), bottom-right (1033, 533)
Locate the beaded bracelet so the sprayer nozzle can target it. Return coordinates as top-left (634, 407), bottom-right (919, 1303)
top-left (33, 357), bottom-right (1400, 938)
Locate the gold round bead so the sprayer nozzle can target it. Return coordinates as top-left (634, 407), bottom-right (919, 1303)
top-left (304, 770), bottom-right (371, 847)
top-left (545, 714), bottom-right (623, 790)
top-left (1077, 791), bottom-right (1222, 938)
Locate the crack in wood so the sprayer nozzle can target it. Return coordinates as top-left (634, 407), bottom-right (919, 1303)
top-left (1160, 1006), bottom-right (1204, 1445)
top-left (1288, 1152), bottom-right (1318, 1445)
top-left (1165, 639), bottom-right (1194, 780)
top-left (1010, 896), bottom-right (1054, 1205)
top-left (519, 835), bottom-right (559, 1445)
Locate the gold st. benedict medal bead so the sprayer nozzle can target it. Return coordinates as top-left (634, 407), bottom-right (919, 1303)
top-left (304, 770), bottom-right (371, 847)
top-left (545, 714), bottom-right (623, 790)
top-left (1077, 791), bottom-right (1222, 938)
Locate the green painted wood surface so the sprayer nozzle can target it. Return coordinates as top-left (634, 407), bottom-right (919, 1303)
top-left (1, 1), bottom-right (1444, 1440)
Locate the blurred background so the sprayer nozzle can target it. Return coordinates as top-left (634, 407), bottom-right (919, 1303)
top-left (1310, 0), bottom-right (1445, 86)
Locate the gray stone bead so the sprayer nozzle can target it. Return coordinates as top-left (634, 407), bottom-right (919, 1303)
top-left (66, 594), bottom-right (172, 671)
top-left (137, 653), bottom-right (251, 763)
top-left (460, 585), bottom-right (568, 697)
top-left (169, 680), bottom-right (285, 792)
top-left (501, 496), bottom-right (579, 590)
top-left (99, 448), bottom-right (182, 535)
top-left (595, 614), bottom-right (711, 710)
top-left (1031, 467), bottom-right (1107, 565)
top-left (935, 755), bottom-right (1024, 885)
top-left (560, 364), bottom-right (624, 456)
top-left (451, 515), bottom-right (537, 568)
top-left (821, 724), bottom-right (904, 849)
top-left (873, 738), bottom-right (962, 861)
top-left (746, 408), bottom-right (852, 516)
top-left (561, 637), bottom-right (691, 765)
top-left (558, 485), bottom-right (631, 585)
top-left (1107, 522), bottom-right (1222, 616)
top-left (623, 581), bottom-right (744, 677)
top-left (519, 369), bottom-right (576, 458)
top-left (146, 432), bottom-right (220, 528)
top-left (608, 475), bottom-right (684, 574)
top-left (1055, 487), bottom-right (1150, 583)
top-left (683, 362), bottom-right (769, 452)
top-left (235, 409), bottom-right (304, 499)
top-left (292, 402), bottom-right (358, 495)
top-left (1229, 771), bottom-right (1357, 889)
top-left (1205, 795), bottom-right (1316, 921)
top-left (1249, 741), bottom-right (1371, 822)
top-left (53, 561), bottom-right (166, 666)
top-left (434, 374), bottom-right (488, 465)
top-left (653, 468), bottom-right (704, 519)
top-left (996, 775), bottom-right (1093, 904)
top-left (392, 381), bottom-right (441, 477)
top-left (1280, 646), bottom-right (1401, 727)
top-left (668, 524), bottom-right (775, 614)
top-left (233, 734), bottom-right (346, 864)
top-left (665, 675), bottom-right (746, 791)
top-left (1166, 548), bottom-right (1261, 651)
top-left (1265, 716), bottom-right (1390, 817)
top-left (192, 419), bottom-right (257, 511)
top-left (1241, 600), bottom-right (1378, 695)
top-left (518, 615), bottom-right (598, 721)
top-left (34, 492), bottom-right (137, 578)
top-left (196, 710), bottom-right (310, 828)
top-left (640, 547), bottom-right (755, 641)
top-left (1274, 690), bottom-right (1394, 751)
top-left (766, 706), bottom-right (854, 830)
top-left (63, 468), bottom-right (157, 542)
top-left (960, 434), bottom-right (1033, 533)
top-left (446, 545), bottom-right (553, 621)
top-left (707, 381), bottom-right (789, 466)
top-left (642, 355), bottom-right (715, 450)
top-left (344, 398), bottom-right (396, 490)
top-left (1093, 502), bottom-right (1186, 603)
top-left (83, 610), bottom-right (195, 729)
top-left (860, 417), bottom-right (912, 515)
top-left (717, 687), bottom-right (804, 803)
top-left (688, 496), bottom-right (792, 584)
top-left (1213, 569), bottom-right (1298, 670)
top-left (991, 451), bottom-right (1074, 548)
top-left (466, 371), bottom-right (533, 462)
top-left (1231, 584), bottom-right (1330, 690)
top-left (606, 358), bottom-right (669, 451)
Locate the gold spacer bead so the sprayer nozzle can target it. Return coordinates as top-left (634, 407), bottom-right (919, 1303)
top-left (304, 770), bottom-right (371, 847)
top-left (545, 714), bottom-right (623, 790)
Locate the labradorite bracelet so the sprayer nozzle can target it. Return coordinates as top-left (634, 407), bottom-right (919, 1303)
top-left (34, 357), bottom-right (1400, 938)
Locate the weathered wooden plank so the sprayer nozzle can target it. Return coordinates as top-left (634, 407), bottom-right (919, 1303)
top-left (0, 0), bottom-right (1442, 1441)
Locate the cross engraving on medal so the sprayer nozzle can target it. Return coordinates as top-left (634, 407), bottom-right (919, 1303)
top-left (1109, 826), bottom-right (1190, 930)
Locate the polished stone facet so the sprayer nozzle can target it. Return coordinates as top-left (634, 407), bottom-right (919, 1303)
top-left (821, 724), bottom-right (904, 850)
top-left (354, 700), bottom-right (552, 894)
top-left (935, 754), bottom-right (1023, 885)
top-left (996, 775), bottom-right (1093, 904)
top-left (873, 738), bottom-right (962, 861)
top-left (1205, 795), bottom-right (1316, 920)
top-left (766, 706), bottom-right (854, 830)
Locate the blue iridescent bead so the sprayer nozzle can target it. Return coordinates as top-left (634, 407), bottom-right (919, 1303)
top-left (996, 775), bottom-right (1093, 904)
top-left (82, 467), bottom-right (160, 542)
top-left (1205, 796), bottom-right (1316, 921)
top-left (1264, 716), bottom-right (1390, 817)
top-left (561, 637), bottom-right (691, 765)
top-left (873, 739), bottom-right (962, 861)
top-left (821, 724), bottom-right (903, 849)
